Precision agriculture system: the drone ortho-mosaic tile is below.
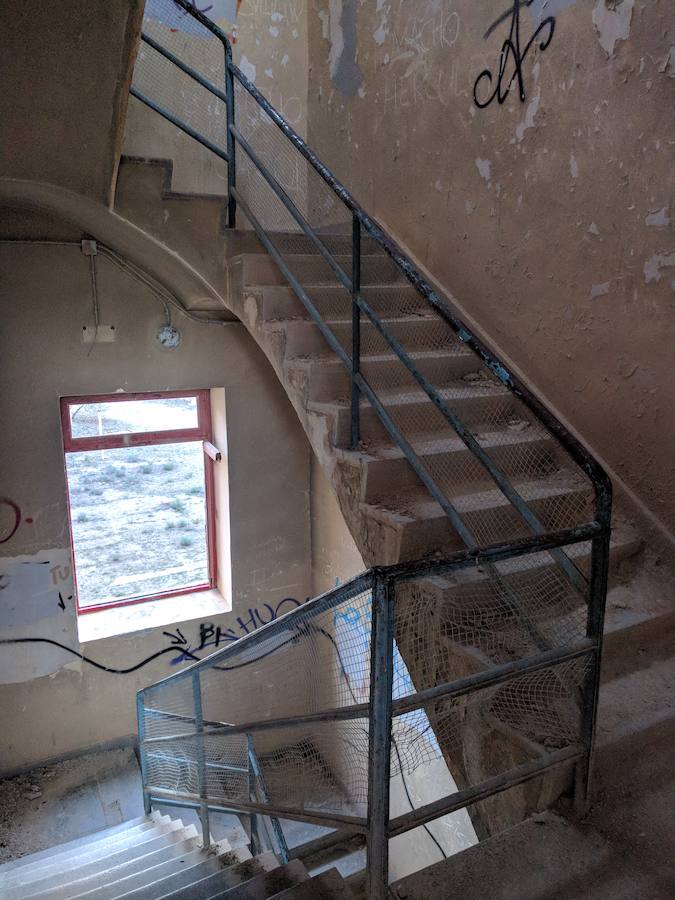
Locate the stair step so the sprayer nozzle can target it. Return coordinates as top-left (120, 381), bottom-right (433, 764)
top-left (157, 851), bottom-right (279, 899)
top-left (269, 867), bottom-right (354, 899)
top-left (212, 859), bottom-right (310, 898)
top-left (228, 230), bottom-right (384, 257)
top-left (241, 252), bottom-right (405, 286)
top-left (595, 656), bottom-right (675, 788)
top-left (286, 348), bottom-right (476, 403)
top-left (257, 283), bottom-right (426, 321)
top-left (310, 382), bottom-right (517, 447)
top-left (3, 822), bottom-right (195, 892)
top-left (0, 816), bottom-right (175, 884)
top-left (361, 475), bottom-right (591, 561)
top-left (104, 844), bottom-right (241, 900)
top-left (0, 814), bottom-right (156, 875)
top-left (267, 315), bottom-right (455, 359)
top-left (28, 838), bottom-right (206, 900)
top-left (354, 427), bottom-right (560, 502)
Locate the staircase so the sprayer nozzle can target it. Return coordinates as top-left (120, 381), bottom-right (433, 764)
top-left (0, 813), bottom-right (356, 899)
top-left (104, 1), bottom-right (675, 896)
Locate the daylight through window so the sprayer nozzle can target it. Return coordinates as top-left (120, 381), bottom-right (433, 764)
top-left (61, 390), bottom-right (216, 612)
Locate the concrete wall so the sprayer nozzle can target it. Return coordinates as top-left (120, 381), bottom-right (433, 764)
top-left (0, 239), bottom-right (312, 771)
top-left (305, 0), bottom-right (674, 536)
top-left (0, 0), bottom-right (143, 204)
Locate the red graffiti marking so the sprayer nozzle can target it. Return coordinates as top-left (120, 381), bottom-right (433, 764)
top-left (0, 498), bottom-right (21, 545)
top-left (25, 517), bottom-right (34, 524)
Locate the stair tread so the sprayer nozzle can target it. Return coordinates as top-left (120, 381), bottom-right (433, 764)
top-left (363, 473), bottom-right (588, 523)
top-left (309, 381), bottom-right (508, 414)
top-left (0, 814), bottom-right (156, 875)
top-left (353, 426), bottom-right (551, 462)
top-left (3, 823), bottom-right (196, 889)
top-left (266, 313), bottom-right (438, 329)
top-left (597, 655), bottom-right (675, 746)
top-left (269, 867), bottom-right (353, 899)
top-left (0, 816), bottom-right (175, 882)
top-left (288, 347), bottom-right (471, 369)
top-left (157, 851), bottom-right (279, 900)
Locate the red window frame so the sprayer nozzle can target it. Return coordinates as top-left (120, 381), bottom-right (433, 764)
top-left (60, 389), bottom-right (217, 614)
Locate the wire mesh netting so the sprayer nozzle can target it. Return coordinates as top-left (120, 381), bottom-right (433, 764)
top-left (142, 581), bottom-right (375, 820)
top-left (132, 0), bottom-right (230, 192)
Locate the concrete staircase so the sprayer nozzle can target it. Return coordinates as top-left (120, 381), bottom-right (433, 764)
top-left (113, 154), bottom-right (675, 842)
top-left (0, 812), bottom-right (355, 899)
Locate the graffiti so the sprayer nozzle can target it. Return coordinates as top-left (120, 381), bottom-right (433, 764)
top-left (1, 597), bottom-right (303, 676)
top-left (0, 498), bottom-right (21, 545)
top-left (50, 563), bottom-right (71, 586)
top-left (473, 0), bottom-right (555, 109)
top-left (168, 597), bottom-right (302, 664)
top-left (384, 1), bottom-right (461, 111)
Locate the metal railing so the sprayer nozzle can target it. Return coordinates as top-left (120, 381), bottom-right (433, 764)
top-left (131, 2), bottom-right (612, 895)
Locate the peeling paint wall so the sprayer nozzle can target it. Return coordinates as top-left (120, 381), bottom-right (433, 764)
top-left (0, 239), bottom-right (312, 770)
top-left (305, 0), bottom-right (675, 532)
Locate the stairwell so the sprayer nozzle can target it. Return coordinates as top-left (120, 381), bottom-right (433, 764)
top-left (113, 154), bottom-right (675, 833)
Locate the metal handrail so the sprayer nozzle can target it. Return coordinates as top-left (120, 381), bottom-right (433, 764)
top-left (131, 4), bottom-right (613, 895)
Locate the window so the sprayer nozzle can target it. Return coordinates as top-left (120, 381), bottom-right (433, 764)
top-left (61, 390), bottom-right (217, 613)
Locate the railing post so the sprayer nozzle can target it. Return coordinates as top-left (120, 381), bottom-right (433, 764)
top-left (367, 574), bottom-right (394, 899)
top-left (247, 733), bottom-right (262, 855)
top-left (574, 524), bottom-right (611, 815)
top-left (350, 213), bottom-right (361, 450)
top-left (192, 672), bottom-right (211, 848)
top-left (225, 42), bottom-right (237, 228)
top-left (136, 691), bottom-right (151, 816)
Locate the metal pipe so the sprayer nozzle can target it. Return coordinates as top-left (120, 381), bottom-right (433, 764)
top-left (248, 737), bottom-right (290, 864)
top-left (351, 214), bottom-right (361, 450)
top-left (192, 672), bottom-right (211, 848)
top-left (389, 745), bottom-right (582, 837)
top-left (141, 701), bottom-right (370, 746)
top-left (129, 87), bottom-right (229, 163)
top-left (136, 693), bottom-right (151, 816)
top-left (139, 32), bottom-right (228, 103)
top-left (366, 575), bottom-right (395, 900)
top-left (575, 510), bottom-right (612, 813)
top-left (225, 42), bottom-right (237, 228)
top-left (145, 786), bottom-right (368, 833)
top-left (392, 639), bottom-right (594, 717)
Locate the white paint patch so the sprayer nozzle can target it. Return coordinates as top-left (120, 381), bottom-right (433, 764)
top-left (465, 200), bottom-right (476, 215)
top-left (0, 548), bottom-right (79, 684)
top-left (643, 251), bottom-right (675, 283)
top-left (590, 282), bottom-right (610, 298)
top-left (265, 68), bottom-right (273, 78)
top-left (588, 222), bottom-right (600, 235)
top-left (592, 0), bottom-right (635, 57)
top-left (569, 154), bottom-right (579, 178)
top-left (269, 25), bottom-right (279, 37)
top-left (358, 86), bottom-right (366, 98)
top-left (645, 208), bottom-right (670, 227)
top-left (281, 53), bottom-right (290, 67)
top-left (515, 62), bottom-right (540, 143)
top-left (239, 55), bottom-right (256, 83)
top-left (475, 157), bottom-right (492, 183)
top-left (271, 11), bottom-right (283, 21)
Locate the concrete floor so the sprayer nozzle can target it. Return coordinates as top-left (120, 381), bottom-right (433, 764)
top-left (0, 746), bottom-right (144, 864)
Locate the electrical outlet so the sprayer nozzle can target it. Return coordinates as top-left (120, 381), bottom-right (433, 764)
top-left (82, 325), bottom-right (116, 344)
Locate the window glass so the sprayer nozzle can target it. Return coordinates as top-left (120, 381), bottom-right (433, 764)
top-left (66, 440), bottom-right (209, 608)
top-left (69, 396), bottom-right (199, 439)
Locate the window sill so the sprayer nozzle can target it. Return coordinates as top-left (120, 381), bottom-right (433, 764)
top-left (77, 588), bottom-right (231, 644)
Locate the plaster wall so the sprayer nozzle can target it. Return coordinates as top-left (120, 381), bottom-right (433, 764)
top-left (0, 241), bottom-right (312, 771)
top-left (0, 0), bottom-right (143, 204)
top-left (305, 0), bottom-right (675, 535)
